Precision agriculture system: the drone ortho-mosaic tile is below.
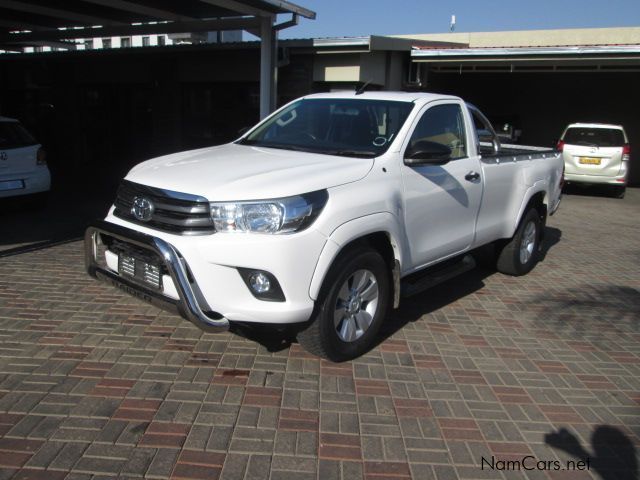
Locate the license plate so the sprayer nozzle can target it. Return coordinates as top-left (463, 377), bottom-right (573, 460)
top-left (118, 253), bottom-right (162, 290)
top-left (0, 179), bottom-right (25, 191)
top-left (579, 157), bottom-right (601, 165)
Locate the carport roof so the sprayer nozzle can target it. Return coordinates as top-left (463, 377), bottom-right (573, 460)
top-left (0, 0), bottom-right (316, 50)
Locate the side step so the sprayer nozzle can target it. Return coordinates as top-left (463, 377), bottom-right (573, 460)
top-left (401, 254), bottom-right (476, 298)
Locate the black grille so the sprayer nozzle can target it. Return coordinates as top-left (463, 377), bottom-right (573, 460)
top-left (113, 180), bottom-right (215, 235)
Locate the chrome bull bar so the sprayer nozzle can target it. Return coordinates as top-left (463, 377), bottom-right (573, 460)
top-left (84, 220), bottom-right (229, 332)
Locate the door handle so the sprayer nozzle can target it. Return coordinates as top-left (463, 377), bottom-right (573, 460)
top-left (465, 171), bottom-right (480, 181)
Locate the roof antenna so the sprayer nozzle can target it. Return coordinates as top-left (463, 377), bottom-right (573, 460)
top-left (355, 79), bottom-right (372, 95)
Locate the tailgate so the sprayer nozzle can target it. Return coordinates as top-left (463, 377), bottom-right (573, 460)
top-left (0, 121), bottom-right (39, 177)
top-left (0, 144), bottom-right (39, 176)
top-left (563, 145), bottom-right (623, 177)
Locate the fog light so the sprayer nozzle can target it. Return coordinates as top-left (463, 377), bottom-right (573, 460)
top-left (237, 268), bottom-right (285, 302)
top-left (249, 272), bottom-right (271, 293)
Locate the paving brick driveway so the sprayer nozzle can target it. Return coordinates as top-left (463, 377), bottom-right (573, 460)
top-left (1, 189), bottom-right (639, 480)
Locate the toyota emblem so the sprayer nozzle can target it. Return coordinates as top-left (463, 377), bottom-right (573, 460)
top-left (131, 196), bottom-right (154, 222)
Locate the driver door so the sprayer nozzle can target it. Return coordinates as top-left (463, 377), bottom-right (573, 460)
top-left (401, 101), bottom-right (483, 269)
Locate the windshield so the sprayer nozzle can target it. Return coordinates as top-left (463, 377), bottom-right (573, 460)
top-left (239, 98), bottom-right (414, 158)
top-left (563, 127), bottom-right (625, 147)
top-left (0, 121), bottom-right (37, 150)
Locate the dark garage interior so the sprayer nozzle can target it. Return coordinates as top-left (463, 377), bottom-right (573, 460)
top-left (0, 44), bottom-right (316, 192)
top-left (429, 70), bottom-right (640, 165)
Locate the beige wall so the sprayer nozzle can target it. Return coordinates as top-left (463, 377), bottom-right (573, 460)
top-left (394, 26), bottom-right (640, 48)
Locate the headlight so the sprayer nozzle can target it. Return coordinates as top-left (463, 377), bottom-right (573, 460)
top-left (210, 190), bottom-right (328, 234)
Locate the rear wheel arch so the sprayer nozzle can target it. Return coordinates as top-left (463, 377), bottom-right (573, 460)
top-left (517, 190), bottom-right (548, 233)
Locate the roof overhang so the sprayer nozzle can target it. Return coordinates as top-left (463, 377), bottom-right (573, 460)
top-left (412, 44), bottom-right (640, 62)
top-left (0, 0), bottom-right (315, 50)
top-left (311, 35), bottom-right (467, 54)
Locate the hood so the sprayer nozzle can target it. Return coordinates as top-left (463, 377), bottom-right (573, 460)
top-left (126, 143), bottom-right (374, 201)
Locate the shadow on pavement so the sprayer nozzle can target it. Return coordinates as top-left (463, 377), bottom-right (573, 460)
top-left (546, 426), bottom-right (638, 480)
top-left (531, 284), bottom-right (640, 336)
top-left (0, 179), bottom-right (115, 257)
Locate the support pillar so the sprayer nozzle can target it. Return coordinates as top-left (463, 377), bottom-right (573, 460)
top-left (259, 15), bottom-right (276, 119)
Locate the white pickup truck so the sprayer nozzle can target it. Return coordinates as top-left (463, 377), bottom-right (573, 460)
top-left (85, 92), bottom-right (563, 360)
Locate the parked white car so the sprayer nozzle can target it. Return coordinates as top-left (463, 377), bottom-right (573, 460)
top-left (558, 123), bottom-right (630, 198)
top-left (85, 92), bottom-right (563, 360)
top-left (0, 116), bottom-right (50, 200)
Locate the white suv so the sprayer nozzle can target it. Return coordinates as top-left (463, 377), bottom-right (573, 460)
top-left (558, 123), bottom-right (630, 198)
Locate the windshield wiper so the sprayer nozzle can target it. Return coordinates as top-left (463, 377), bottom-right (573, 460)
top-left (325, 149), bottom-right (378, 158)
top-left (247, 142), bottom-right (315, 153)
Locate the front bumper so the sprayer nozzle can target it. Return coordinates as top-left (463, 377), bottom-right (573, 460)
top-left (85, 220), bottom-right (229, 332)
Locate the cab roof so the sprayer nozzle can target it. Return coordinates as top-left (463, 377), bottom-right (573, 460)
top-left (302, 91), bottom-right (460, 104)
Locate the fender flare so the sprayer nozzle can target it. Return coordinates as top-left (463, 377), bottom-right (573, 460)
top-left (512, 181), bottom-right (548, 235)
top-left (309, 212), bottom-right (405, 301)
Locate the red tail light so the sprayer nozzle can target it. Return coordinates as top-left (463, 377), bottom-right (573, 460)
top-left (37, 147), bottom-right (47, 165)
top-left (622, 143), bottom-right (630, 156)
top-left (556, 140), bottom-right (564, 152)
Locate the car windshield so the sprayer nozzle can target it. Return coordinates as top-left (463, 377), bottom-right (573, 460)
top-left (563, 127), bottom-right (625, 147)
top-left (0, 121), bottom-right (37, 150)
top-left (238, 98), bottom-right (414, 158)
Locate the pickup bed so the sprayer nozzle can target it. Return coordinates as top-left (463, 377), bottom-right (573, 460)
top-left (85, 92), bottom-right (562, 360)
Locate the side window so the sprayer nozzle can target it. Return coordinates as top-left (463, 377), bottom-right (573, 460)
top-left (408, 104), bottom-right (467, 160)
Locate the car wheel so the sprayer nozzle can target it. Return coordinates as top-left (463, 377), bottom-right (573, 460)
top-left (612, 186), bottom-right (626, 199)
top-left (496, 208), bottom-right (541, 276)
top-left (296, 247), bottom-right (390, 361)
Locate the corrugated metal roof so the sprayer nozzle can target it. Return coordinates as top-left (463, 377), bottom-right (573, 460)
top-left (412, 44), bottom-right (640, 58)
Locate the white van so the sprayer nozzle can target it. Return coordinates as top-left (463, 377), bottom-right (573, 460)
top-left (558, 123), bottom-right (630, 198)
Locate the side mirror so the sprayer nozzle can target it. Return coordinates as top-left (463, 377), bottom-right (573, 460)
top-left (404, 141), bottom-right (452, 165)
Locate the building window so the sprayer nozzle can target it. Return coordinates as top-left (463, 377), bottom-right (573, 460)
top-left (121, 37), bottom-right (131, 48)
top-left (84, 39), bottom-right (93, 50)
top-left (102, 38), bottom-right (111, 49)
top-left (142, 36), bottom-right (150, 46)
top-left (157, 35), bottom-right (165, 46)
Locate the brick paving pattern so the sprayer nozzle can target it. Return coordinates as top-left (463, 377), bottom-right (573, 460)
top-left (1, 189), bottom-right (639, 479)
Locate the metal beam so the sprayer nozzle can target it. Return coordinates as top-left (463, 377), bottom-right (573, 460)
top-left (0, 18), bottom-right (52, 32)
top-left (259, 0), bottom-right (316, 19)
top-left (259, 15), bottom-right (275, 119)
top-left (274, 14), bottom-right (298, 31)
top-left (0, 17), bottom-right (262, 44)
top-left (77, 0), bottom-right (196, 22)
top-left (0, 0), bottom-right (123, 26)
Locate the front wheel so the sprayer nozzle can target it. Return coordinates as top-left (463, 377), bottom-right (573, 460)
top-left (296, 247), bottom-right (390, 361)
top-left (496, 208), bottom-right (542, 276)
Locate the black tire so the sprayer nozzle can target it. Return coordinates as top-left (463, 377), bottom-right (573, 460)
top-left (296, 247), bottom-right (390, 361)
top-left (496, 208), bottom-right (541, 276)
top-left (613, 186), bottom-right (626, 199)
